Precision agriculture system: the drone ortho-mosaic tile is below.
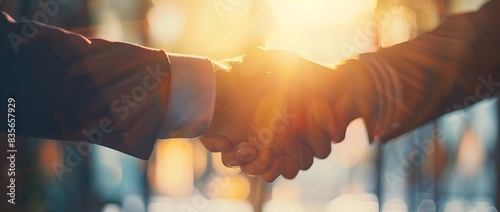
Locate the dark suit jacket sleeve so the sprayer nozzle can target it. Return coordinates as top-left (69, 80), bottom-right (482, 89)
top-left (357, 0), bottom-right (500, 142)
top-left (0, 12), bottom-right (173, 160)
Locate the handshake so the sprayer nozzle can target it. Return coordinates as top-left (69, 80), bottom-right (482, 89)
top-left (198, 47), bottom-right (377, 182)
top-left (6, 7), bottom-right (493, 183)
top-left (0, 12), bottom-right (379, 183)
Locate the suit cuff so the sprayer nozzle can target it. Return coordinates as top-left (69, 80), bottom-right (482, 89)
top-left (157, 54), bottom-right (216, 138)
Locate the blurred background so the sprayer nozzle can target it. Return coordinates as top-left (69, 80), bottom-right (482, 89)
top-left (0, 0), bottom-right (498, 211)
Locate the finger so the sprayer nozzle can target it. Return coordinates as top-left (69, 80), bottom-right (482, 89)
top-left (221, 142), bottom-right (258, 167)
top-left (281, 156), bottom-right (300, 179)
top-left (221, 150), bottom-right (240, 167)
top-left (310, 99), bottom-right (349, 143)
top-left (318, 115), bottom-right (348, 143)
top-left (273, 130), bottom-right (313, 170)
top-left (235, 141), bottom-right (259, 163)
top-left (299, 116), bottom-right (332, 159)
top-left (297, 147), bottom-right (314, 171)
top-left (332, 123), bottom-right (349, 143)
top-left (260, 157), bottom-right (283, 183)
top-left (240, 148), bottom-right (275, 175)
top-left (199, 135), bottom-right (234, 152)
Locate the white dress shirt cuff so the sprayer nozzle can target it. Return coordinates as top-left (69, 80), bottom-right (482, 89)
top-left (157, 54), bottom-right (216, 138)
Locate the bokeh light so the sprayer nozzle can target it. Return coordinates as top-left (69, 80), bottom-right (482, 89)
top-left (153, 139), bottom-right (194, 196)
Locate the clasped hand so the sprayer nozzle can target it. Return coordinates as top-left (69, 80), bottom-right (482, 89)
top-left (200, 47), bottom-right (367, 182)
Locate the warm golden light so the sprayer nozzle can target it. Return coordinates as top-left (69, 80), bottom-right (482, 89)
top-left (154, 139), bottom-right (194, 196)
top-left (266, 0), bottom-right (379, 66)
top-left (457, 128), bottom-right (484, 178)
top-left (147, 1), bottom-right (186, 45)
top-left (379, 6), bottom-right (416, 47)
top-left (93, 8), bottom-right (124, 41)
top-left (192, 139), bottom-right (208, 179)
top-left (207, 175), bottom-right (251, 200)
top-left (270, 0), bottom-right (377, 27)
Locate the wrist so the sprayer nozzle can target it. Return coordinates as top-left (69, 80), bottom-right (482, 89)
top-left (335, 59), bottom-right (379, 141)
top-left (207, 59), bottom-right (254, 140)
top-left (206, 61), bottom-right (236, 135)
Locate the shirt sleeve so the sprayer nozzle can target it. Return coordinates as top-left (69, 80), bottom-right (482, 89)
top-left (158, 54), bottom-right (216, 139)
top-left (0, 12), bottom-right (216, 160)
top-left (357, 0), bottom-right (500, 142)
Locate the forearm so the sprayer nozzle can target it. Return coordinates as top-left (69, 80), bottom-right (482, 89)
top-left (358, 0), bottom-right (500, 142)
top-left (0, 12), bottom-right (216, 159)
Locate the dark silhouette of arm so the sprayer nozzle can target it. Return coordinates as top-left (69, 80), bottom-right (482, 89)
top-left (0, 12), bottom-right (172, 159)
top-left (356, 0), bottom-right (500, 141)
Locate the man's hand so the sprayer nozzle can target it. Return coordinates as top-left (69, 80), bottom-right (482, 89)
top-left (201, 47), bottom-right (376, 182)
top-left (200, 56), bottom-right (320, 182)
